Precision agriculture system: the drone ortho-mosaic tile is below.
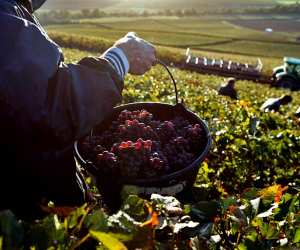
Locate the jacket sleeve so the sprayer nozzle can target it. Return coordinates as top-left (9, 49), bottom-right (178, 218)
top-left (46, 58), bottom-right (124, 146)
top-left (0, 2), bottom-right (124, 148)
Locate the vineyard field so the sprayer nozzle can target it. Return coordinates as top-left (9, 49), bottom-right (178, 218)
top-left (48, 31), bottom-right (285, 76)
top-left (1, 15), bottom-right (300, 249)
top-left (45, 16), bottom-right (300, 60)
top-left (2, 46), bottom-right (298, 250)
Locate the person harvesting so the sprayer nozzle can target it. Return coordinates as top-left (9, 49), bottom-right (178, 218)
top-left (0, 0), bottom-right (156, 216)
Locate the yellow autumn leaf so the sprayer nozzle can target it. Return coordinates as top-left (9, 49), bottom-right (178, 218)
top-left (259, 185), bottom-right (280, 196)
top-left (89, 231), bottom-right (127, 250)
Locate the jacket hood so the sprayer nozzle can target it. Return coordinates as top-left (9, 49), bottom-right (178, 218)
top-left (32, 0), bottom-right (46, 11)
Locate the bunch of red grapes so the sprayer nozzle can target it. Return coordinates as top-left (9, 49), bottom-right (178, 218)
top-left (81, 109), bottom-right (205, 179)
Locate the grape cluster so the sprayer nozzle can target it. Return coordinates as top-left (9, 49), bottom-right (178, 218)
top-left (81, 109), bottom-right (205, 179)
top-left (182, 124), bottom-right (204, 152)
top-left (163, 137), bottom-right (194, 171)
top-left (118, 119), bottom-right (158, 141)
top-left (157, 121), bottom-right (176, 143)
top-left (96, 151), bottom-right (118, 174)
top-left (118, 109), bottom-right (153, 123)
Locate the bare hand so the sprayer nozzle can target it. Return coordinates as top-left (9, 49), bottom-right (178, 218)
top-left (114, 32), bottom-right (156, 75)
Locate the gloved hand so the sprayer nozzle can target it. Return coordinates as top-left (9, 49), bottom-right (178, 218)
top-left (114, 32), bottom-right (156, 75)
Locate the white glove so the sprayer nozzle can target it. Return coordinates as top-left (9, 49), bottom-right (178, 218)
top-left (114, 32), bottom-right (156, 75)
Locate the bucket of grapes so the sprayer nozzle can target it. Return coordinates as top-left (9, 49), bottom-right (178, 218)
top-left (74, 61), bottom-right (211, 203)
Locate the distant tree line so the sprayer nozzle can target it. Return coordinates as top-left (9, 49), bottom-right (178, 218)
top-left (36, 9), bottom-right (201, 24)
top-left (240, 3), bottom-right (300, 14)
top-left (37, 3), bottom-right (300, 24)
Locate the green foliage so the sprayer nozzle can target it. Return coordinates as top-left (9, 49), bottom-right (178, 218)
top-left (48, 32), bottom-right (113, 53)
top-left (89, 231), bottom-right (127, 250)
top-left (0, 191), bottom-right (299, 249)
top-left (0, 211), bottom-right (23, 250)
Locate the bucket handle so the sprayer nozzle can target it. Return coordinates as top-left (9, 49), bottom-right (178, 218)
top-left (89, 59), bottom-right (179, 141)
top-left (156, 59), bottom-right (179, 105)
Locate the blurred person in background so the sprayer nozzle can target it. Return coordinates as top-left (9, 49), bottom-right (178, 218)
top-left (0, 0), bottom-right (156, 216)
top-left (218, 77), bottom-right (238, 100)
top-left (260, 95), bottom-right (292, 113)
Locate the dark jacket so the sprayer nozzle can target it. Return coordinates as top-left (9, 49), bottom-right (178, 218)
top-left (260, 98), bottom-right (281, 112)
top-left (0, 0), bottom-right (123, 211)
top-left (218, 85), bottom-right (238, 100)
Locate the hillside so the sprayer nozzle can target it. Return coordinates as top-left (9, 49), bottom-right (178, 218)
top-left (41, 0), bottom-right (283, 10)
